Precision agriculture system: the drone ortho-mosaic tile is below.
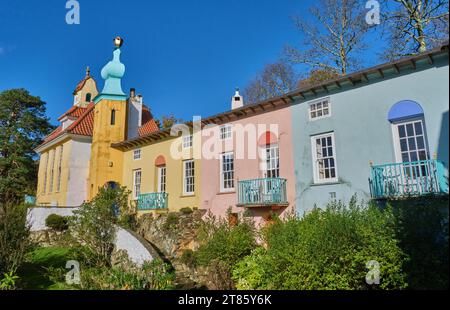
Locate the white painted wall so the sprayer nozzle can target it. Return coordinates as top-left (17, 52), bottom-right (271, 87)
top-left (27, 207), bottom-right (77, 231)
top-left (66, 140), bottom-right (91, 206)
top-left (127, 97), bottom-right (143, 139)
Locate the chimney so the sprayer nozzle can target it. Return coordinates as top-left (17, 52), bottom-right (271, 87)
top-left (231, 88), bottom-right (244, 110)
top-left (127, 91), bottom-right (143, 139)
top-left (130, 88), bottom-right (136, 98)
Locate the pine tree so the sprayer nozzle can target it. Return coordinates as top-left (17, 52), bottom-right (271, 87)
top-left (0, 89), bottom-right (54, 205)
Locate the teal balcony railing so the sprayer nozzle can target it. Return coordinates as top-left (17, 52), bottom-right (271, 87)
top-left (137, 192), bottom-right (168, 210)
top-left (369, 159), bottom-right (448, 199)
top-left (237, 178), bottom-right (288, 206)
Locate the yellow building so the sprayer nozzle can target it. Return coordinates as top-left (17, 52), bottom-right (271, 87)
top-left (35, 39), bottom-right (160, 207)
top-left (113, 129), bottom-right (201, 213)
top-left (35, 68), bottom-right (98, 206)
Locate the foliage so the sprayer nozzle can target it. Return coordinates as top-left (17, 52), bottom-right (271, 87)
top-left (298, 69), bottom-right (339, 88)
top-left (0, 88), bottom-right (54, 204)
top-left (155, 114), bottom-right (184, 130)
top-left (232, 197), bottom-right (408, 290)
top-left (45, 214), bottom-right (69, 232)
top-left (70, 185), bottom-right (133, 267)
top-left (179, 207), bottom-right (193, 215)
top-left (0, 272), bottom-right (20, 290)
top-left (195, 213), bottom-right (257, 289)
top-left (163, 212), bottom-right (180, 231)
top-left (79, 259), bottom-right (175, 290)
top-left (180, 249), bottom-right (197, 267)
top-left (285, 0), bottom-right (370, 75)
top-left (388, 196), bottom-right (449, 289)
top-left (243, 60), bottom-right (297, 104)
top-left (0, 203), bottom-right (32, 275)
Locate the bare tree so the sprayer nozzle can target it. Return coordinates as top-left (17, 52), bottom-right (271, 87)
top-left (381, 0), bottom-right (449, 60)
top-left (285, 0), bottom-right (370, 76)
top-left (298, 69), bottom-right (339, 88)
top-left (243, 60), bottom-right (297, 104)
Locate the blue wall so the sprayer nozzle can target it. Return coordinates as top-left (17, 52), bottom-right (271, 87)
top-left (291, 55), bottom-right (449, 214)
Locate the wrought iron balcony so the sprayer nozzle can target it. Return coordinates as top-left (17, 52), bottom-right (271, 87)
top-left (369, 159), bottom-right (448, 199)
top-left (237, 178), bottom-right (288, 207)
top-left (137, 192), bottom-right (168, 210)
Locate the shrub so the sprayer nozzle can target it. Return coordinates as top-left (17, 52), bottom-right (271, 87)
top-left (79, 259), bottom-right (175, 290)
top-left (0, 272), bottom-right (20, 290)
top-left (179, 207), bottom-right (193, 215)
top-left (389, 196), bottom-right (449, 289)
top-left (70, 185), bottom-right (132, 267)
top-left (195, 213), bottom-right (257, 289)
top-left (180, 249), bottom-right (197, 267)
top-left (45, 214), bottom-right (69, 231)
top-left (232, 197), bottom-right (408, 290)
top-left (163, 213), bottom-right (179, 231)
top-left (0, 203), bottom-right (32, 275)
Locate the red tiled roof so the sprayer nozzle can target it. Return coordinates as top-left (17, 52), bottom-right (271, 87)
top-left (42, 103), bottom-right (95, 145)
top-left (139, 106), bottom-right (159, 136)
top-left (40, 103), bottom-right (158, 148)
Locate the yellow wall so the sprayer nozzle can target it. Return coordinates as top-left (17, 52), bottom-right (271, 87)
top-left (88, 99), bottom-right (128, 198)
top-left (122, 136), bottom-right (201, 213)
top-left (36, 139), bottom-right (72, 206)
top-left (74, 78), bottom-right (98, 107)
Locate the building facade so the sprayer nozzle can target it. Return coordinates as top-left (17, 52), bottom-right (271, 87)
top-left (290, 45), bottom-right (449, 213)
top-left (35, 39), bottom-right (449, 223)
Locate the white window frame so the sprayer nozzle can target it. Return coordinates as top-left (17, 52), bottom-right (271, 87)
top-left (391, 117), bottom-right (430, 164)
top-left (182, 134), bottom-right (193, 149)
top-left (263, 144), bottom-right (280, 178)
top-left (309, 97), bottom-right (331, 121)
top-left (157, 166), bottom-right (167, 193)
top-left (220, 152), bottom-right (235, 192)
top-left (183, 160), bottom-right (195, 195)
top-left (220, 124), bottom-right (233, 140)
top-left (133, 148), bottom-right (141, 160)
top-left (311, 132), bottom-right (338, 184)
top-left (133, 169), bottom-right (142, 199)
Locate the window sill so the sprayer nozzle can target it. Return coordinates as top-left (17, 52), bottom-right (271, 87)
top-left (217, 191), bottom-right (235, 195)
top-left (180, 194), bottom-right (195, 198)
top-left (310, 181), bottom-right (342, 187)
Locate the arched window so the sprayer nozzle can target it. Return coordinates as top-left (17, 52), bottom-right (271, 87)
top-left (111, 109), bottom-right (116, 125)
top-left (85, 93), bottom-right (92, 102)
top-left (258, 131), bottom-right (279, 178)
top-left (388, 100), bottom-right (429, 163)
top-left (155, 156), bottom-right (167, 193)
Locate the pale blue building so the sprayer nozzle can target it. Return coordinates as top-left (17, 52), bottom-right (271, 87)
top-left (288, 44), bottom-right (449, 213)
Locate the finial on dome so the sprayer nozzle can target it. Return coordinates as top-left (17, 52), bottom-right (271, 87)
top-left (114, 36), bottom-right (124, 48)
top-left (86, 66), bottom-right (90, 77)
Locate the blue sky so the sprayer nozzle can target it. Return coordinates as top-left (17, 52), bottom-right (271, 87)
top-left (0, 0), bottom-right (384, 125)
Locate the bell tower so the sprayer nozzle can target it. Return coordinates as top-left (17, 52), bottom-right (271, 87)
top-left (88, 36), bottom-right (128, 199)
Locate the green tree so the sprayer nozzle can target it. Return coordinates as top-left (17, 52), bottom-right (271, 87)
top-left (0, 89), bottom-right (54, 204)
top-left (155, 114), bottom-right (184, 130)
top-left (70, 185), bottom-right (133, 267)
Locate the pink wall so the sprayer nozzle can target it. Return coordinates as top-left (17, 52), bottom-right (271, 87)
top-left (200, 105), bottom-right (295, 225)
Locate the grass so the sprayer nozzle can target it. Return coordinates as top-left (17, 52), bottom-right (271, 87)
top-left (17, 247), bottom-right (79, 290)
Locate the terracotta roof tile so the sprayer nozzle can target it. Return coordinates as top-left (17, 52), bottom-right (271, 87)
top-left (139, 106), bottom-right (159, 136)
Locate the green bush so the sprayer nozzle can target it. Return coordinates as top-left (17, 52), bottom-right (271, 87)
top-left (389, 196), bottom-right (449, 289)
top-left (163, 213), bottom-right (179, 231)
top-left (179, 207), bottom-right (193, 215)
top-left (45, 214), bottom-right (69, 231)
top-left (232, 197), bottom-right (408, 290)
top-left (0, 204), bottom-right (32, 275)
top-left (180, 249), bottom-right (197, 267)
top-left (79, 259), bottom-right (175, 290)
top-left (70, 185), bottom-right (132, 267)
top-left (195, 213), bottom-right (256, 289)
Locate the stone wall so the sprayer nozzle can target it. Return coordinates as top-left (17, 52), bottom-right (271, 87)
top-left (136, 209), bottom-right (214, 288)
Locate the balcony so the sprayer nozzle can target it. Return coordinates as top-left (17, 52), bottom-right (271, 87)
top-left (369, 160), bottom-right (448, 199)
top-left (237, 178), bottom-right (288, 207)
top-left (137, 192), bottom-right (168, 210)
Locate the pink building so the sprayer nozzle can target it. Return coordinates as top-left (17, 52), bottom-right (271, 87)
top-left (200, 90), bottom-right (296, 225)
